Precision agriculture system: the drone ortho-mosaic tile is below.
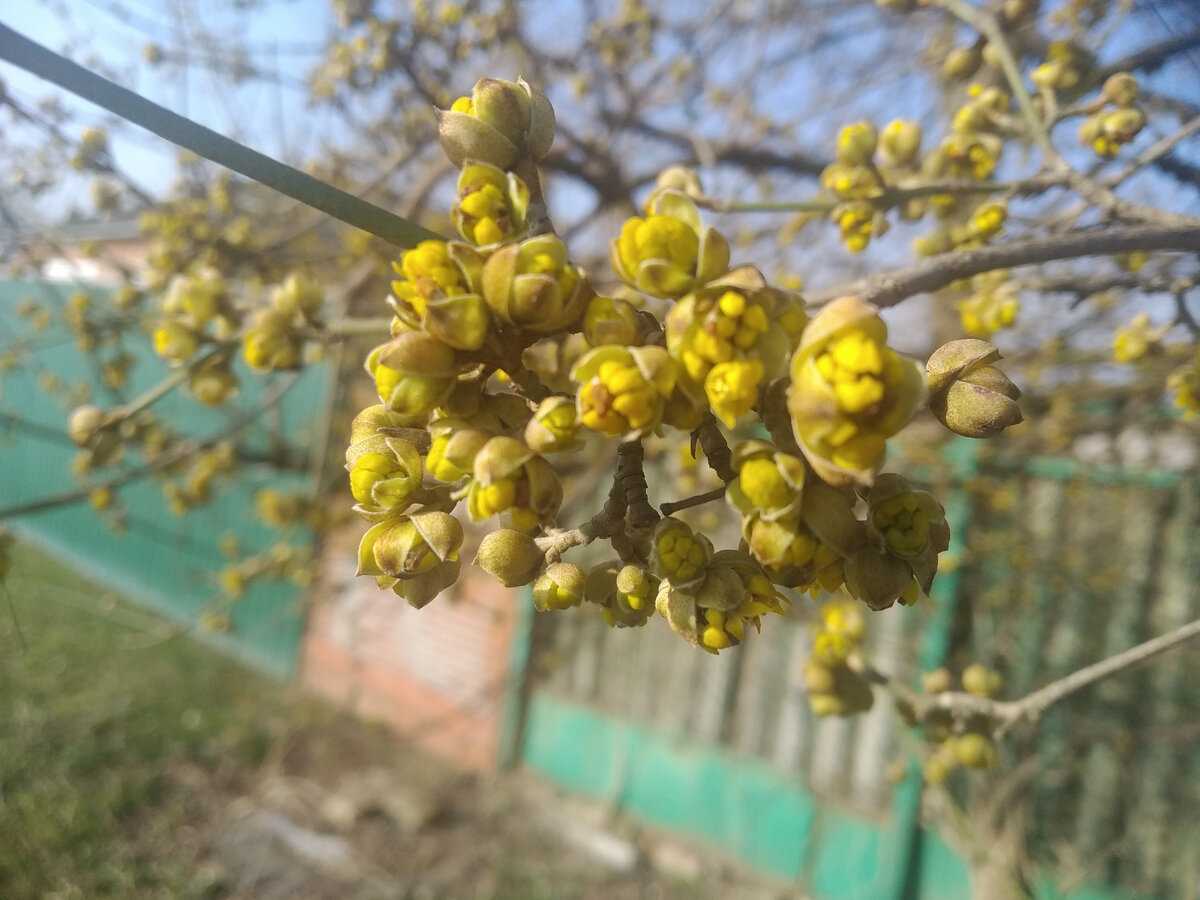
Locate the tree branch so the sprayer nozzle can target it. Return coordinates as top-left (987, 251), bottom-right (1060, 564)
top-left (0, 373), bottom-right (301, 520)
top-left (871, 615), bottom-right (1200, 739)
top-left (808, 224), bottom-right (1200, 308)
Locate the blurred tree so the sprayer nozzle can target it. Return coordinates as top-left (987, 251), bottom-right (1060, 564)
top-left (2, 1), bottom-right (1200, 897)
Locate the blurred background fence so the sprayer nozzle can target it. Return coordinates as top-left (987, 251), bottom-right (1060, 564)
top-left (0, 279), bottom-right (329, 676)
top-left (520, 441), bottom-right (1200, 900)
top-left (4, 279), bottom-right (1198, 899)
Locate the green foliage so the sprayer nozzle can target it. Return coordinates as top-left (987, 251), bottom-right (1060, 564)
top-left (0, 541), bottom-right (288, 897)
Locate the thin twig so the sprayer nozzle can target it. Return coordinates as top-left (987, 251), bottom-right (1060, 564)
top-left (1107, 114), bottom-right (1200, 189)
top-left (870, 615), bottom-right (1200, 739)
top-left (660, 487), bottom-right (726, 518)
top-left (998, 615), bottom-right (1200, 736)
top-left (692, 413), bottom-right (736, 484)
top-left (935, 0), bottom-right (1053, 155)
top-left (0, 373), bottom-right (301, 520)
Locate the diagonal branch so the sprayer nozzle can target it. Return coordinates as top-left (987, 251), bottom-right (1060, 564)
top-left (808, 224), bottom-right (1200, 308)
top-left (870, 616), bottom-right (1200, 740)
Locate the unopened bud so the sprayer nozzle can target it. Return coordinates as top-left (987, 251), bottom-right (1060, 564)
top-left (879, 120), bottom-right (922, 168)
top-left (836, 121), bottom-right (878, 166)
top-left (475, 528), bottom-right (544, 587)
top-left (1102, 72), bottom-right (1138, 107)
top-left (68, 404), bottom-right (106, 446)
top-left (926, 339), bottom-right (1022, 438)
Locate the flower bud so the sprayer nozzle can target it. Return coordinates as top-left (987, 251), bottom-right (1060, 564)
top-left (651, 517), bottom-right (712, 588)
top-left (468, 436), bottom-right (562, 530)
top-left (437, 77), bottom-right (555, 169)
top-left (878, 120), bottom-right (922, 167)
top-left (922, 668), bottom-right (953, 694)
top-left (475, 528), bottom-right (544, 586)
top-left (835, 121), bottom-right (878, 166)
top-left (366, 332), bottom-right (458, 418)
top-left (844, 544), bottom-right (914, 611)
top-left (188, 360), bottom-right (239, 406)
top-left (425, 423), bottom-right (491, 482)
top-left (952, 733), bottom-right (998, 768)
top-left (349, 404), bottom-right (428, 444)
top-left (451, 163), bottom-right (530, 247)
top-left (271, 271), bottom-right (324, 320)
top-left (532, 562), bottom-right (586, 611)
top-left (926, 339), bottom-right (1022, 438)
top-left (243, 309), bottom-right (302, 371)
top-left (482, 234), bottom-right (592, 333)
top-left (153, 319), bottom-right (202, 363)
top-left (961, 662), bottom-right (1003, 698)
top-left (943, 45), bottom-right (982, 81)
top-left (357, 512), bottom-right (464, 607)
top-left (524, 396), bottom-right (581, 454)
top-left (68, 404), bottom-right (107, 446)
top-left (1102, 72), bottom-right (1138, 107)
top-left (582, 294), bottom-right (641, 348)
top-left (346, 433), bottom-right (425, 518)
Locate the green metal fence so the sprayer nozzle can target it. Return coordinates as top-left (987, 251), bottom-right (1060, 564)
top-left (0, 279), bottom-right (330, 677)
top-left (518, 439), bottom-right (1198, 899)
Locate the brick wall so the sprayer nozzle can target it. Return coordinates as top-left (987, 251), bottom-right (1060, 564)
top-left (300, 544), bottom-right (521, 772)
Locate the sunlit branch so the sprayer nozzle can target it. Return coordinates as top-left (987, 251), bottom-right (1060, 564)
top-left (808, 224), bottom-right (1200, 308)
top-left (660, 487), bottom-right (726, 518)
top-left (868, 615), bottom-right (1200, 738)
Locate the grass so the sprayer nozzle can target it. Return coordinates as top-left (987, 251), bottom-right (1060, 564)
top-left (0, 538), bottom-right (302, 898)
top-left (0, 538), bottom-right (777, 900)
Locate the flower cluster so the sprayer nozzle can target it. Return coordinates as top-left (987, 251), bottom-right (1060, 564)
top-left (340, 78), bottom-right (1019, 668)
top-left (910, 664), bottom-right (1003, 784)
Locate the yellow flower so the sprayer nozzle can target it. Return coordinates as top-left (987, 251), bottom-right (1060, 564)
top-left (524, 396), bottom-right (582, 453)
top-left (705, 359), bottom-right (764, 427)
top-left (787, 297), bottom-right (923, 484)
top-left (651, 517), bottom-right (713, 587)
top-left (611, 189), bottom-right (729, 299)
top-left (666, 266), bottom-right (796, 422)
top-left (389, 240), bottom-right (490, 351)
top-left (451, 163), bottom-right (529, 246)
top-left (467, 436), bottom-right (562, 532)
top-left (572, 345), bottom-right (677, 439)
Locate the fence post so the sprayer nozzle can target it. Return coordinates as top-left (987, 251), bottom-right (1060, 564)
top-left (883, 437), bottom-right (980, 900)
top-left (499, 586), bottom-right (536, 768)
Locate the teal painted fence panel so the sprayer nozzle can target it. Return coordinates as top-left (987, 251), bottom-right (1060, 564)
top-left (518, 437), bottom-right (1192, 899)
top-left (0, 280), bottom-right (329, 676)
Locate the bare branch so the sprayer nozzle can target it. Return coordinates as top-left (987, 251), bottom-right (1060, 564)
top-left (871, 616), bottom-right (1200, 739)
top-left (808, 224), bottom-right (1200, 308)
